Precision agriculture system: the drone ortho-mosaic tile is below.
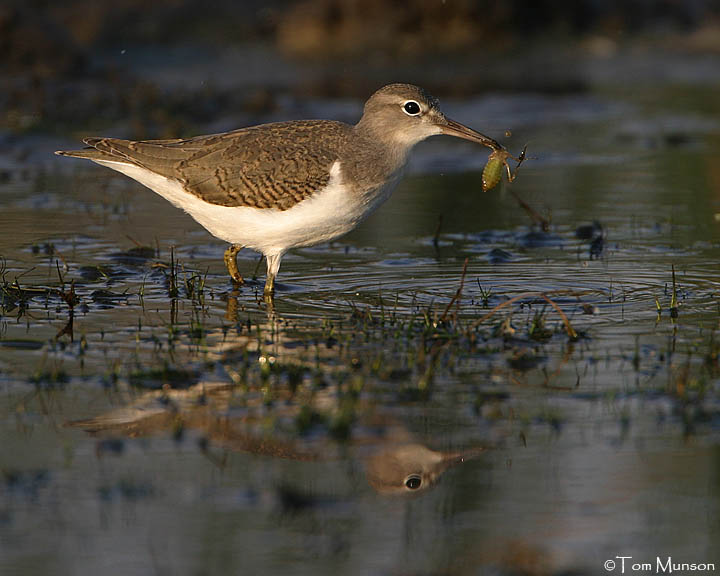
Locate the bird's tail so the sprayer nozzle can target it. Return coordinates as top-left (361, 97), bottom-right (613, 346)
top-left (54, 148), bottom-right (107, 160)
top-left (56, 137), bottom-right (119, 160)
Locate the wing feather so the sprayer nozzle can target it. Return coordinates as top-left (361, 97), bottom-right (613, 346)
top-left (71, 121), bottom-right (352, 210)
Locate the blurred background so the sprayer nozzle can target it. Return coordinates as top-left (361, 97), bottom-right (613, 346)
top-left (2, 0), bottom-right (720, 147)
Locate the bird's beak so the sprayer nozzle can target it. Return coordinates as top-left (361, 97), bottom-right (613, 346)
top-left (439, 117), bottom-right (503, 151)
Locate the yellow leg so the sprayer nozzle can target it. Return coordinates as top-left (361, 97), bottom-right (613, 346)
top-left (223, 245), bottom-right (244, 284)
top-left (263, 253), bottom-right (283, 297)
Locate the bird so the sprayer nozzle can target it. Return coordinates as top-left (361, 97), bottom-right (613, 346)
top-left (56, 83), bottom-right (502, 298)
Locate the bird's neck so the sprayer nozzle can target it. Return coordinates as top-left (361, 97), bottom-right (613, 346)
top-left (341, 122), bottom-right (414, 195)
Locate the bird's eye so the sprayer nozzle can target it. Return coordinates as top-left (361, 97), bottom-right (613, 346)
top-left (403, 101), bottom-right (421, 116)
top-left (404, 474), bottom-right (422, 490)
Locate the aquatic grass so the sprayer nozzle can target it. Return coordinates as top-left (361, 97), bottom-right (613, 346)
top-left (476, 282), bottom-right (493, 307)
top-left (670, 264), bottom-right (679, 318)
top-left (29, 357), bottom-right (69, 389)
top-left (166, 245), bottom-right (179, 299)
top-left (3, 233), bottom-right (718, 448)
top-left (0, 252), bottom-right (592, 402)
top-left (0, 260), bottom-right (85, 340)
top-left (0, 263), bottom-right (44, 318)
top-left (182, 266), bottom-right (209, 304)
top-left (470, 289), bottom-right (585, 341)
top-left (528, 308), bottom-right (553, 342)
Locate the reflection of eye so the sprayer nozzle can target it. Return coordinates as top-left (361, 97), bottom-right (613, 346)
top-left (403, 101), bottom-right (421, 116)
top-left (404, 474), bottom-right (422, 490)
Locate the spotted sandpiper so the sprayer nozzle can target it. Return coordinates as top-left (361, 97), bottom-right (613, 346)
top-left (68, 376), bottom-right (485, 494)
top-left (56, 83), bottom-right (502, 297)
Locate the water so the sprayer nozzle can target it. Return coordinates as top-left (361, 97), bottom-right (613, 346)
top-left (1, 76), bottom-right (719, 575)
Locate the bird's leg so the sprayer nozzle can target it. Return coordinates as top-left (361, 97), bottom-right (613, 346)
top-left (224, 286), bottom-right (240, 323)
top-left (223, 244), bottom-right (244, 284)
top-left (263, 253), bottom-right (283, 297)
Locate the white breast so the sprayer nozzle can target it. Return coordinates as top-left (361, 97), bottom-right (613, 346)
top-left (93, 160), bottom-right (399, 257)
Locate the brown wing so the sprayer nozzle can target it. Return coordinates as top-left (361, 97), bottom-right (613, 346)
top-left (76, 120), bottom-right (352, 210)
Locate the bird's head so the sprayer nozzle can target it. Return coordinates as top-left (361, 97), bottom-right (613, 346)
top-left (356, 83), bottom-right (501, 151)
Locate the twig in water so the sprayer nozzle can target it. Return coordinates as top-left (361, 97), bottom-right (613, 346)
top-left (440, 257), bottom-right (469, 323)
top-left (540, 293), bottom-right (577, 340)
top-left (433, 214), bottom-right (443, 250)
top-left (471, 289), bottom-right (587, 340)
top-left (509, 189), bottom-right (550, 231)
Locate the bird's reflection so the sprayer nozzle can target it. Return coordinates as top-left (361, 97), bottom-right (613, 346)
top-left (366, 443), bottom-right (484, 495)
top-left (223, 282), bottom-right (276, 321)
top-left (67, 378), bottom-right (484, 495)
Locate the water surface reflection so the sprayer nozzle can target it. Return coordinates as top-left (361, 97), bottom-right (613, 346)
top-left (1, 80), bottom-right (719, 575)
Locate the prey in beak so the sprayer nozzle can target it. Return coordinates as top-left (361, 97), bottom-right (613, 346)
top-left (434, 113), bottom-right (528, 192)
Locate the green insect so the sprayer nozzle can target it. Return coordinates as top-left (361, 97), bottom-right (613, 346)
top-left (482, 151), bottom-right (507, 192)
top-left (481, 145), bottom-right (528, 192)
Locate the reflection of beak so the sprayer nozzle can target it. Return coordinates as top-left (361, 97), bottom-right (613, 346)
top-left (439, 117), bottom-right (503, 151)
top-left (443, 446), bottom-right (486, 466)
top-left (433, 451), bottom-right (464, 476)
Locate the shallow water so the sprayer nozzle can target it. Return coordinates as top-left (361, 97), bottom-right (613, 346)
top-left (1, 78), bottom-right (719, 575)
